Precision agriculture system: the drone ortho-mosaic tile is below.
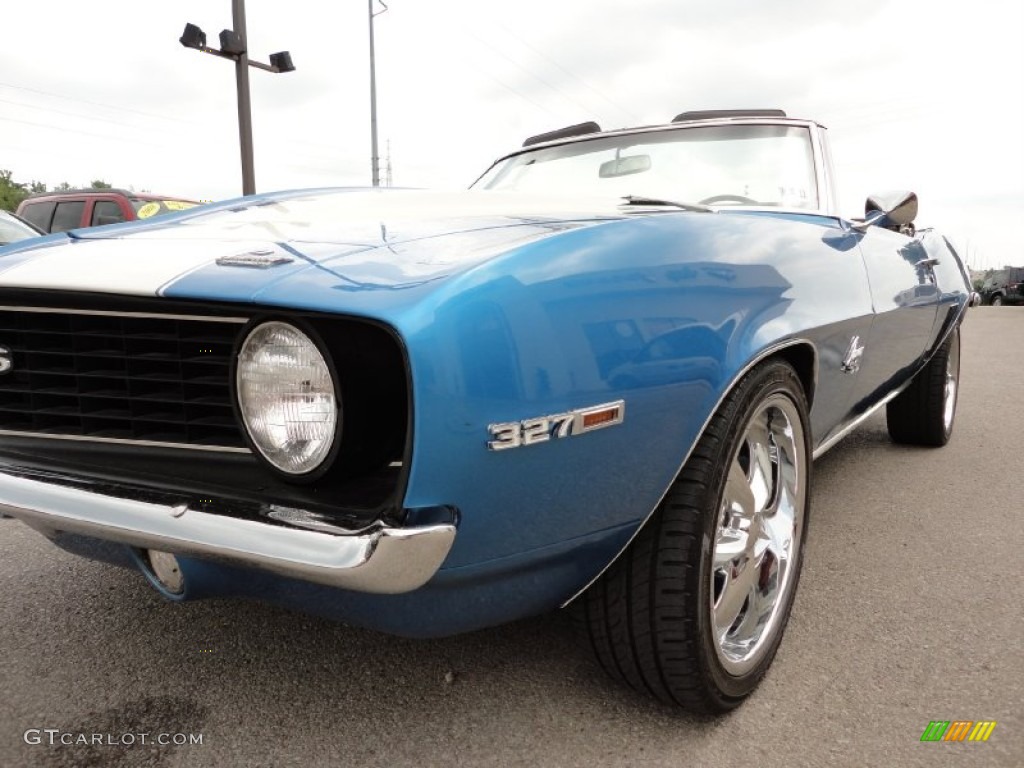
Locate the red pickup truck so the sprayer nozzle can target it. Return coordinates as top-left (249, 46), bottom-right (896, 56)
top-left (16, 189), bottom-right (199, 233)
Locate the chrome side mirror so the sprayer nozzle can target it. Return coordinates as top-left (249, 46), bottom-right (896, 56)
top-left (851, 190), bottom-right (918, 232)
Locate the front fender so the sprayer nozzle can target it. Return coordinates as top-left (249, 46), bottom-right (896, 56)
top-left (396, 212), bottom-right (866, 588)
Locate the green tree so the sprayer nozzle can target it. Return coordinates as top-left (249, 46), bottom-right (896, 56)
top-left (0, 169), bottom-right (28, 212)
top-left (90, 179), bottom-right (112, 189)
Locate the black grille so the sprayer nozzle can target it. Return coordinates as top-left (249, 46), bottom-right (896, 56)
top-left (0, 309), bottom-right (246, 448)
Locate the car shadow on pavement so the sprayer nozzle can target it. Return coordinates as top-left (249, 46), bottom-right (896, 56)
top-left (5, 535), bottom-right (723, 768)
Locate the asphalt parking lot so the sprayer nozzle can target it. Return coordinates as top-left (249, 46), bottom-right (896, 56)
top-left (1, 307), bottom-right (1021, 768)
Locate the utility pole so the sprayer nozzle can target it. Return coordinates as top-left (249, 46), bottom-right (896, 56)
top-left (368, 1), bottom-right (388, 187)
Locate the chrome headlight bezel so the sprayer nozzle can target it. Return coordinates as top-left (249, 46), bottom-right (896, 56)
top-left (232, 319), bottom-right (342, 482)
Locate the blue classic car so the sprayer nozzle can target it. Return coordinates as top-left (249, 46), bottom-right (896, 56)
top-left (0, 110), bottom-right (971, 713)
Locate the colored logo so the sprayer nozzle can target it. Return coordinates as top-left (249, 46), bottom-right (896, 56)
top-left (920, 720), bottom-right (997, 742)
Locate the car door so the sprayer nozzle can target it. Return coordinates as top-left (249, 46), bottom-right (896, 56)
top-left (50, 200), bottom-right (87, 233)
top-left (848, 226), bottom-right (939, 413)
top-left (1008, 268), bottom-right (1024, 303)
top-left (90, 199), bottom-right (127, 227)
top-left (921, 231), bottom-right (972, 317)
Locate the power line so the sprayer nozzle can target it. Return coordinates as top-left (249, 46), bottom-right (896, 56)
top-left (0, 94), bottom-right (358, 160)
top-left (425, 3), bottom-right (639, 126)
top-left (0, 115), bottom-right (164, 147)
top-left (0, 81), bottom-right (196, 125)
top-left (484, 19), bottom-right (641, 125)
top-left (454, 23), bottom-right (603, 123)
top-left (399, 5), bottom-right (590, 124)
top-left (0, 96), bottom-right (162, 132)
top-left (464, 61), bottom-right (564, 121)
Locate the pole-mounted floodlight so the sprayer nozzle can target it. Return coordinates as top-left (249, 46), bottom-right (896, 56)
top-left (269, 52), bottom-right (295, 74)
top-left (180, 23), bottom-right (207, 50)
top-left (219, 29), bottom-right (245, 56)
top-left (179, 1), bottom-right (295, 196)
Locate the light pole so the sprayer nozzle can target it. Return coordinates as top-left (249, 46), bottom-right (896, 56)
top-left (368, 1), bottom-right (388, 187)
top-left (231, 0), bottom-right (255, 196)
top-left (179, 1), bottom-right (295, 196)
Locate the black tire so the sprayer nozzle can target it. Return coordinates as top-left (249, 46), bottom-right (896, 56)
top-left (886, 327), bottom-right (960, 447)
top-left (577, 360), bottom-right (811, 713)
top-left (991, 294), bottom-right (1003, 306)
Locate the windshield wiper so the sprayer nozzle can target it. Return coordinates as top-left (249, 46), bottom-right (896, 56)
top-left (620, 195), bottom-right (713, 213)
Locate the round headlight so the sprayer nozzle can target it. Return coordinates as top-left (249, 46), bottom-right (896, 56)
top-left (236, 321), bottom-right (339, 476)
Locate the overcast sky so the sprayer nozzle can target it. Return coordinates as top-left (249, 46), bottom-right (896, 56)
top-left (2, 0), bottom-right (1021, 268)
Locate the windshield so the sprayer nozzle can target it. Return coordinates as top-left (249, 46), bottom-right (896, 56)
top-left (130, 198), bottom-right (199, 219)
top-left (474, 124), bottom-right (818, 209)
top-left (0, 210), bottom-right (42, 245)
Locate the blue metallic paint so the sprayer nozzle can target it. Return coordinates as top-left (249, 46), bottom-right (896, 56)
top-left (4, 188), bottom-right (970, 637)
top-left (393, 214), bottom-right (843, 568)
top-left (168, 205), bottom-right (897, 580)
top-left (47, 523), bottom-right (638, 638)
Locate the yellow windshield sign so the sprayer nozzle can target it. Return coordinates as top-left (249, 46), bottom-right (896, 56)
top-left (136, 202), bottom-right (161, 219)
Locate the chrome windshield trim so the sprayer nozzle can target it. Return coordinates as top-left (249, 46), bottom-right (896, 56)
top-left (814, 124), bottom-right (840, 217)
top-left (561, 337), bottom-right (817, 608)
top-left (0, 464), bottom-right (456, 594)
top-left (491, 118), bottom-right (822, 159)
top-left (0, 305), bottom-right (249, 323)
top-left (808, 124), bottom-right (828, 215)
top-left (477, 119), bottom-right (830, 218)
top-left (0, 430), bottom-right (251, 454)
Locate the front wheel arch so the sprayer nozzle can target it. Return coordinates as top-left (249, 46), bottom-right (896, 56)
top-left (774, 342), bottom-right (817, 409)
top-left (575, 359), bottom-right (812, 712)
top-left (564, 339), bottom-right (818, 610)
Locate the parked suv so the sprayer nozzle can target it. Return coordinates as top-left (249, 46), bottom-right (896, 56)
top-left (16, 189), bottom-right (199, 234)
top-left (979, 267), bottom-right (1024, 306)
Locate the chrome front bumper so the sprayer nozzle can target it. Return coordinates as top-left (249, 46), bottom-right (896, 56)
top-left (0, 465), bottom-right (455, 594)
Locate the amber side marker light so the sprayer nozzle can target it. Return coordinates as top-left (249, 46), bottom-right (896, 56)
top-left (575, 402), bottom-right (626, 434)
top-left (583, 409), bottom-right (619, 429)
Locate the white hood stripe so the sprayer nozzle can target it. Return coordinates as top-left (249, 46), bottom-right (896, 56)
top-left (0, 238), bottom-right (272, 296)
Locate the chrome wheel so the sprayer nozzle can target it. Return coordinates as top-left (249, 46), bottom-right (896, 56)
top-left (711, 393), bottom-right (806, 676)
top-left (943, 332), bottom-right (960, 433)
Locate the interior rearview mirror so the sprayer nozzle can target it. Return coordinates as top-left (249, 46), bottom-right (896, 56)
top-left (599, 154), bottom-right (651, 178)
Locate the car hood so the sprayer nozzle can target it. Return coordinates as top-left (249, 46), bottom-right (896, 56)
top-left (0, 189), bottom-right (636, 299)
